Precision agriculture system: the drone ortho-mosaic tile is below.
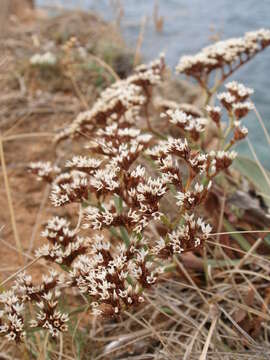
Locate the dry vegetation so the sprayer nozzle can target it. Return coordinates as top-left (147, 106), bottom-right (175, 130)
top-left (1, 7), bottom-right (270, 360)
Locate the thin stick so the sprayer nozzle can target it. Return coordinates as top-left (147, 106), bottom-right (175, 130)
top-left (124, 310), bottom-right (176, 360)
top-left (2, 132), bottom-right (53, 142)
top-left (74, 204), bottom-right (83, 234)
top-left (199, 309), bottom-right (218, 360)
top-left (3, 114), bottom-right (29, 137)
top-left (165, 278), bottom-right (270, 321)
top-left (183, 314), bottom-right (209, 360)
top-left (233, 237), bottom-right (263, 273)
top-left (94, 334), bottom-right (152, 360)
top-left (211, 230), bottom-right (270, 236)
top-left (206, 239), bottom-right (270, 265)
top-left (88, 53), bottom-right (120, 81)
top-left (0, 136), bottom-right (23, 263)
top-left (69, 74), bottom-right (89, 110)
top-left (27, 184), bottom-right (51, 255)
top-left (0, 257), bottom-right (40, 288)
top-left (46, 349), bottom-right (74, 360)
top-left (0, 56), bottom-right (8, 69)
top-left (174, 255), bottom-right (209, 306)
top-left (246, 137), bottom-right (270, 189)
top-left (218, 306), bottom-right (257, 346)
top-left (216, 190), bottom-right (226, 244)
top-left (41, 331), bottom-right (49, 360)
top-left (71, 305), bottom-right (90, 357)
top-left (0, 236), bottom-right (34, 260)
top-left (252, 103), bottom-right (270, 147)
top-left (133, 16), bottom-right (147, 67)
top-left (59, 333), bottom-right (63, 360)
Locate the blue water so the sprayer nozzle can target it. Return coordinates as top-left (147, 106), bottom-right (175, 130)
top-left (37, 0), bottom-right (270, 167)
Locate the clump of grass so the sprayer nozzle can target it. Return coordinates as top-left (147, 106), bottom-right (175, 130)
top-left (1, 28), bottom-right (270, 359)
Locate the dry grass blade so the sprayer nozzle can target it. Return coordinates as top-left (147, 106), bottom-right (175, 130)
top-left (252, 103), bottom-right (270, 147)
top-left (216, 190), bottom-right (226, 244)
top-left (3, 114), bottom-right (29, 137)
top-left (199, 306), bottom-right (219, 360)
top-left (183, 314), bottom-right (209, 360)
top-left (0, 236), bottom-right (34, 261)
top-left (232, 237), bottom-right (263, 272)
top-left (88, 53), bottom-right (120, 81)
top-left (45, 349), bottom-right (74, 360)
top-left (124, 310), bottom-right (177, 360)
top-left (0, 257), bottom-right (40, 288)
top-left (59, 333), bottom-right (63, 360)
top-left (41, 332), bottom-right (49, 360)
top-left (216, 268), bottom-right (270, 283)
top-left (166, 279), bottom-right (270, 321)
top-left (71, 304), bottom-right (90, 357)
top-left (94, 334), bottom-right (152, 360)
top-left (134, 16), bottom-right (147, 67)
top-left (2, 132), bottom-right (54, 142)
top-left (0, 136), bottom-right (23, 263)
top-left (0, 56), bottom-right (8, 69)
top-left (218, 306), bottom-right (257, 346)
top-left (174, 255), bottom-right (209, 306)
top-left (211, 230), bottom-right (270, 236)
top-left (246, 137), bottom-right (270, 189)
top-left (206, 239), bottom-right (270, 265)
top-left (69, 74), bottom-right (89, 110)
top-left (27, 184), bottom-right (51, 255)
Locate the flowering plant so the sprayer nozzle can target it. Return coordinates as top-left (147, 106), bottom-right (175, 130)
top-left (1, 29), bottom-right (269, 344)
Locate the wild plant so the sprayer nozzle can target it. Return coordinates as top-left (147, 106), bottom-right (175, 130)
top-left (1, 28), bottom-right (269, 344)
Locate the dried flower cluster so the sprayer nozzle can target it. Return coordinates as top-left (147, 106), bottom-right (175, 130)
top-left (28, 162), bottom-right (60, 182)
top-left (0, 270), bottom-right (68, 342)
top-left (2, 28), bottom-right (269, 343)
top-left (176, 29), bottom-right (270, 90)
top-left (25, 55), bottom-right (236, 322)
top-left (206, 81), bottom-right (253, 147)
top-left (161, 108), bottom-right (208, 141)
top-left (36, 216), bottom-right (90, 266)
top-left (55, 54), bottom-right (165, 142)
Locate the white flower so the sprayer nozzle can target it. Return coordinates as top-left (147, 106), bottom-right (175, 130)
top-left (226, 81), bottom-right (254, 99)
top-left (66, 156), bottom-right (102, 170)
top-left (30, 52), bottom-right (57, 66)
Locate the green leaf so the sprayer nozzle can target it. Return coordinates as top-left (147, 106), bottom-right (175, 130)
top-left (164, 264), bottom-right (176, 273)
top-left (59, 264), bottom-right (70, 272)
top-left (264, 235), bottom-right (270, 247)
top-left (109, 226), bottom-right (119, 239)
top-left (160, 306), bottom-right (174, 315)
top-left (26, 327), bottom-right (43, 333)
top-left (69, 305), bottom-right (89, 317)
top-left (207, 258), bottom-right (240, 268)
top-left (120, 226), bottom-right (130, 246)
top-left (114, 194), bottom-right (123, 213)
top-left (223, 219), bottom-right (251, 252)
top-left (233, 156), bottom-right (270, 205)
